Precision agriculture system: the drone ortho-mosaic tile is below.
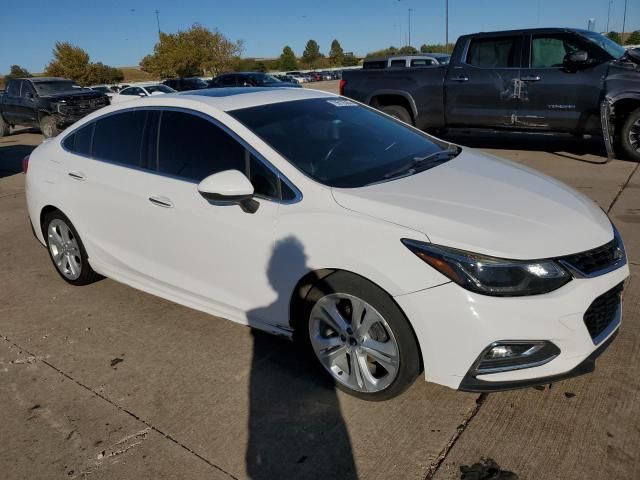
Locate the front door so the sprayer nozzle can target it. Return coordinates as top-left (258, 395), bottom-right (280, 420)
top-left (445, 34), bottom-right (523, 128)
top-left (517, 32), bottom-right (608, 133)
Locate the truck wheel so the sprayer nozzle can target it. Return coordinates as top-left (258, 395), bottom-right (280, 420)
top-left (39, 115), bottom-right (60, 138)
top-left (0, 115), bottom-right (10, 137)
top-left (620, 108), bottom-right (640, 162)
top-left (381, 105), bottom-right (413, 125)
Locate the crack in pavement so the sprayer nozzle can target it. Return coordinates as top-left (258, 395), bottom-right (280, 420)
top-left (1, 334), bottom-right (239, 480)
top-left (608, 162), bottom-right (640, 213)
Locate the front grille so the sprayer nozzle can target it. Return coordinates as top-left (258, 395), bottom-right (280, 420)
top-left (58, 97), bottom-right (108, 116)
top-left (583, 283), bottom-right (623, 341)
top-left (559, 233), bottom-right (625, 277)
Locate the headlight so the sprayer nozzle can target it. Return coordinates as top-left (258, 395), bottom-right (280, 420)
top-left (401, 239), bottom-right (571, 296)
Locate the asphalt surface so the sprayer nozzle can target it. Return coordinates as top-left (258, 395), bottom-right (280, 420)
top-left (1, 88), bottom-right (639, 479)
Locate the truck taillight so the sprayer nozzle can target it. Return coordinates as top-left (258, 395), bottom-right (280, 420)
top-left (339, 79), bottom-right (346, 96)
top-left (22, 155), bottom-right (30, 174)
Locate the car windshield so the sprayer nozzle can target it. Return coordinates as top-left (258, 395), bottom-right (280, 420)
top-left (229, 98), bottom-right (453, 188)
top-left (582, 31), bottom-right (625, 59)
top-left (33, 81), bottom-right (83, 95)
top-left (188, 79), bottom-right (209, 88)
top-left (249, 74), bottom-right (282, 84)
top-left (146, 84), bottom-right (174, 94)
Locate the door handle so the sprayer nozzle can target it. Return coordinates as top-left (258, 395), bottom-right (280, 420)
top-left (451, 76), bottom-right (469, 82)
top-left (68, 171), bottom-right (86, 181)
top-left (521, 75), bottom-right (541, 81)
top-left (148, 196), bottom-right (174, 208)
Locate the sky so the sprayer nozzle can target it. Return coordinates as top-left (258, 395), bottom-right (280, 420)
top-left (1, 0), bottom-right (638, 74)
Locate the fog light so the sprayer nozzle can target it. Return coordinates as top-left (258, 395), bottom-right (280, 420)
top-left (473, 341), bottom-right (560, 375)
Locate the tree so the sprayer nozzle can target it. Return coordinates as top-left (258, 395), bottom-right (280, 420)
top-left (302, 39), bottom-right (322, 67)
top-left (279, 46), bottom-right (298, 71)
top-left (365, 46), bottom-right (399, 58)
top-left (84, 62), bottom-right (124, 84)
top-left (420, 43), bottom-right (453, 54)
top-left (140, 23), bottom-right (243, 78)
top-left (45, 42), bottom-right (91, 81)
top-left (398, 45), bottom-right (418, 54)
top-left (5, 65), bottom-right (32, 81)
top-left (329, 39), bottom-right (344, 66)
top-left (625, 30), bottom-right (640, 45)
top-left (607, 31), bottom-right (622, 44)
top-left (342, 53), bottom-right (359, 66)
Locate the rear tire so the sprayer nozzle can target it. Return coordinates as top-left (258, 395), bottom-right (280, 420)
top-left (303, 272), bottom-right (421, 401)
top-left (43, 210), bottom-right (101, 286)
top-left (0, 115), bottom-right (9, 137)
top-left (619, 108), bottom-right (640, 162)
top-left (380, 105), bottom-right (413, 125)
top-left (39, 115), bottom-right (60, 138)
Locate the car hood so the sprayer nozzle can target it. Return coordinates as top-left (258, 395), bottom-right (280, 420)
top-left (331, 149), bottom-right (613, 259)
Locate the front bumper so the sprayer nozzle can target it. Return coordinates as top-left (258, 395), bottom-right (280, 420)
top-left (394, 262), bottom-right (629, 390)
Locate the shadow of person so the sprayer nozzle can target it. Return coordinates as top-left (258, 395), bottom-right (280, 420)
top-left (246, 237), bottom-right (358, 480)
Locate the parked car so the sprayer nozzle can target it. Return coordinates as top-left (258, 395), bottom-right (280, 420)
top-left (362, 54), bottom-right (451, 69)
top-left (0, 77), bottom-right (109, 138)
top-left (110, 84), bottom-right (176, 104)
top-left (343, 28), bottom-right (640, 161)
top-left (285, 72), bottom-right (307, 83)
top-left (275, 74), bottom-right (299, 84)
top-left (25, 88), bottom-right (628, 400)
top-left (162, 77), bottom-right (209, 91)
top-left (88, 85), bottom-right (116, 98)
top-left (210, 72), bottom-right (301, 88)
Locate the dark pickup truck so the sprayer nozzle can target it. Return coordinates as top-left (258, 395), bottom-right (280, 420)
top-left (342, 28), bottom-right (640, 161)
top-left (0, 77), bottom-right (109, 138)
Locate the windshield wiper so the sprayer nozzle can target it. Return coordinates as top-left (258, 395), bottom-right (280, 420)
top-left (382, 147), bottom-right (460, 180)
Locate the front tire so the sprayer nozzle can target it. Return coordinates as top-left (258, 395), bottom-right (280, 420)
top-left (39, 115), bottom-right (60, 138)
top-left (43, 210), bottom-right (101, 286)
top-left (380, 105), bottom-right (413, 125)
top-left (619, 108), bottom-right (640, 162)
top-left (304, 272), bottom-right (421, 401)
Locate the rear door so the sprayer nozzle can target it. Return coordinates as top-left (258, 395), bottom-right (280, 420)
top-left (517, 32), bottom-right (609, 133)
top-left (445, 34), bottom-right (523, 128)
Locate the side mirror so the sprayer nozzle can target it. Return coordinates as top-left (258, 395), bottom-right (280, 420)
top-left (564, 50), bottom-right (589, 66)
top-left (138, 92), bottom-right (147, 97)
top-left (197, 170), bottom-right (259, 213)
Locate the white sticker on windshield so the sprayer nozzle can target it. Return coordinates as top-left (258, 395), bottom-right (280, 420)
top-left (327, 99), bottom-right (357, 107)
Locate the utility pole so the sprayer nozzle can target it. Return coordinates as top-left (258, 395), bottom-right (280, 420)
top-left (155, 9), bottom-right (161, 40)
top-left (408, 8), bottom-right (413, 47)
top-left (607, 0), bottom-right (614, 33)
top-left (622, 0), bottom-right (628, 38)
top-left (445, 0), bottom-right (449, 51)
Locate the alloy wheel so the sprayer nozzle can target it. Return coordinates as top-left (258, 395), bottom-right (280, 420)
top-left (47, 219), bottom-right (82, 280)
top-left (309, 293), bottom-right (400, 393)
top-left (628, 118), bottom-right (640, 152)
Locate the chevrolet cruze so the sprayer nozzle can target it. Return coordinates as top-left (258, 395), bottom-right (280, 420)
top-left (24, 87), bottom-right (629, 400)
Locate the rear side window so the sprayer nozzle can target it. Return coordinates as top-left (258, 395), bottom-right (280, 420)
top-left (411, 59), bottom-right (435, 67)
top-left (92, 111), bottom-right (147, 167)
top-left (466, 36), bottom-right (521, 68)
top-left (63, 123), bottom-right (94, 156)
top-left (158, 111), bottom-right (245, 181)
top-left (7, 81), bottom-right (20, 96)
top-left (390, 59), bottom-right (406, 67)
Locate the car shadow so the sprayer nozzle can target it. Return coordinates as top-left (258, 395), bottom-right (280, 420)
top-left (441, 131), bottom-right (611, 164)
top-left (0, 143), bottom-right (37, 178)
top-left (245, 237), bottom-right (358, 480)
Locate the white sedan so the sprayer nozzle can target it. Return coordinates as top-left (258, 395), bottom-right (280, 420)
top-left (24, 88), bottom-right (628, 400)
top-left (110, 84), bottom-right (176, 104)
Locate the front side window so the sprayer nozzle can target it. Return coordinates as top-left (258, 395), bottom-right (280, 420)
top-left (411, 59), bottom-right (435, 67)
top-left (390, 59), bottom-right (406, 67)
top-left (145, 85), bottom-right (174, 94)
top-left (531, 35), bottom-right (582, 68)
top-left (92, 111), bottom-right (147, 166)
top-left (467, 36), bottom-right (521, 68)
top-left (229, 98), bottom-right (451, 188)
top-left (120, 87), bottom-right (141, 96)
top-left (7, 81), bottom-right (20, 96)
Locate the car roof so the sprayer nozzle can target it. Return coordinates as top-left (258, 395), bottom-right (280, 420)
top-left (173, 87), bottom-right (334, 111)
top-left (463, 27), bottom-right (591, 38)
top-left (28, 77), bottom-right (71, 83)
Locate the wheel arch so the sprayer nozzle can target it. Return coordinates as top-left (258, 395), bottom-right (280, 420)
top-left (288, 268), bottom-right (424, 371)
top-left (367, 90), bottom-right (417, 121)
top-left (39, 205), bottom-right (62, 238)
top-left (610, 94), bottom-right (640, 130)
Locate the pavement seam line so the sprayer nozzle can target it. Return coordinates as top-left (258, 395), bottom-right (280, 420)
top-left (607, 162), bottom-right (639, 213)
top-left (424, 393), bottom-right (488, 480)
top-left (0, 334), bottom-right (240, 480)
top-left (0, 191), bottom-right (24, 200)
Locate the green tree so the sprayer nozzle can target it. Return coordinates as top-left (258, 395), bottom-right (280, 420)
top-left (398, 45), bottom-right (418, 54)
top-left (141, 23), bottom-right (243, 78)
top-left (625, 30), bottom-right (640, 45)
top-left (302, 39), bottom-right (322, 67)
top-left (420, 43), bottom-right (453, 54)
top-left (45, 42), bottom-right (91, 81)
top-left (84, 62), bottom-right (124, 84)
top-left (5, 64), bottom-right (32, 81)
top-left (342, 53), bottom-right (359, 66)
top-left (607, 31), bottom-right (622, 44)
top-left (329, 39), bottom-right (344, 66)
top-left (365, 46), bottom-right (398, 58)
top-left (279, 46), bottom-right (298, 71)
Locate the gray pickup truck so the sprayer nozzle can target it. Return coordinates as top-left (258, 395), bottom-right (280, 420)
top-left (0, 77), bottom-right (109, 138)
top-left (342, 28), bottom-right (640, 161)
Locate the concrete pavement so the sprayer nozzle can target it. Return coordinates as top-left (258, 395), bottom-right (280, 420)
top-left (1, 124), bottom-right (639, 479)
